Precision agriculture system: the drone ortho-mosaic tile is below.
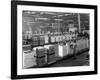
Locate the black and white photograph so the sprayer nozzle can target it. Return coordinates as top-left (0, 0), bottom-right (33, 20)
top-left (22, 11), bottom-right (90, 69)
top-left (11, 1), bottom-right (97, 79)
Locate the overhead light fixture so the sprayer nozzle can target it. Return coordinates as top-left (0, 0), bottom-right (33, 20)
top-left (26, 11), bottom-right (31, 14)
top-left (36, 18), bottom-right (49, 20)
top-left (24, 11), bottom-right (36, 14)
top-left (40, 12), bottom-right (44, 15)
top-left (41, 12), bottom-right (56, 15)
top-left (54, 19), bottom-right (62, 21)
top-left (25, 21), bottom-right (37, 25)
top-left (64, 13), bottom-right (71, 16)
top-left (31, 11), bottom-right (36, 14)
top-left (57, 15), bottom-right (63, 17)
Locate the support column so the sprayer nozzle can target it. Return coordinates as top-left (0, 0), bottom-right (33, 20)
top-left (78, 13), bottom-right (81, 33)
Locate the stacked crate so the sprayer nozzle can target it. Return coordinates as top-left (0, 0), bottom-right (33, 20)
top-left (39, 35), bottom-right (45, 46)
top-left (35, 47), bottom-right (47, 67)
top-left (44, 45), bottom-right (56, 64)
top-left (48, 45), bottom-right (56, 64)
top-left (32, 36), bottom-right (39, 46)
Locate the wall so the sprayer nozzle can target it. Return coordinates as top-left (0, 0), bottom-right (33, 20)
top-left (0, 0), bottom-right (99, 80)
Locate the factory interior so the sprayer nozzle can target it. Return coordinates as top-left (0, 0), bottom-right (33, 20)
top-left (22, 11), bottom-right (90, 69)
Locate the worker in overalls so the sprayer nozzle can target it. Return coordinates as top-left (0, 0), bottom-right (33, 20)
top-left (70, 36), bottom-right (77, 59)
top-left (73, 39), bottom-right (77, 59)
top-left (73, 31), bottom-right (78, 59)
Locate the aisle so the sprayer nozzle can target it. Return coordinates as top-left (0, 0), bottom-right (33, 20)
top-left (48, 51), bottom-right (89, 67)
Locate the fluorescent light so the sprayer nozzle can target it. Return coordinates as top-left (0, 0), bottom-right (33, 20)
top-left (36, 18), bottom-right (49, 20)
top-left (57, 15), bottom-right (63, 17)
top-left (54, 19), bottom-right (62, 21)
top-left (64, 13), bottom-right (71, 16)
top-left (41, 12), bottom-right (56, 15)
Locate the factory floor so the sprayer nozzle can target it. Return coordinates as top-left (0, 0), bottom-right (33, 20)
top-left (48, 51), bottom-right (89, 67)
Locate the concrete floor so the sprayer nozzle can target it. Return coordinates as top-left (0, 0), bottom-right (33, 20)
top-left (48, 51), bottom-right (89, 67)
top-left (28, 51), bottom-right (89, 68)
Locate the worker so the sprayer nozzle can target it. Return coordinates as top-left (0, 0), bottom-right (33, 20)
top-left (70, 38), bottom-right (77, 59)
